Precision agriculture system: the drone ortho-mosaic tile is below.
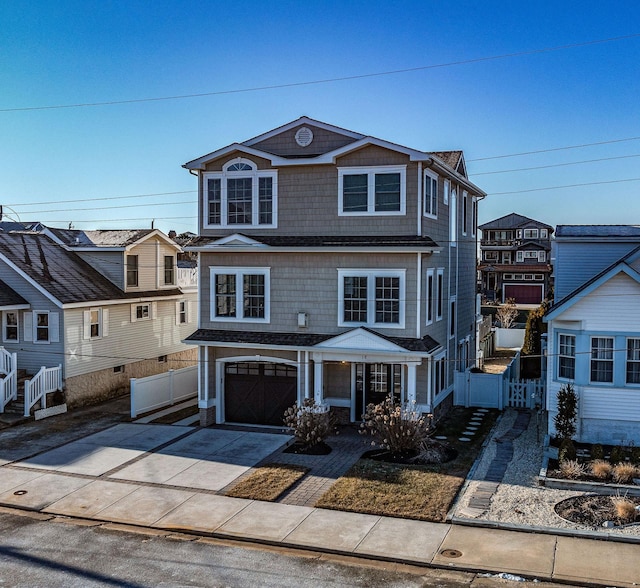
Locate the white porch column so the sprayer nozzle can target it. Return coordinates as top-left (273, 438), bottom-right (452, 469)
top-left (313, 359), bottom-right (323, 404)
top-left (304, 351), bottom-right (311, 399)
top-left (406, 363), bottom-right (417, 404)
top-left (198, 346), bottom-right (216, 427)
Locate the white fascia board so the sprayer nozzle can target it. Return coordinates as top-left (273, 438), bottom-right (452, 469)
top-left (430, 158), bottom-right (486, 197)
top-left (243, 116), bottom-right (364, 146)
top-left (62, 293), bottom-right (185, 310)
top-left (187, 245), bottom-right (441, 254)
top-left (124, 229), bottom-right (182, 252)
top-left (183, 144), bottom-right (276, 170)
top-left (328, 137), bottom-right (431, 163)
top-left (0, 254), bottom-right (63, 308)
top-left (210, 233), bottom-right (266, 246)
top-left (0, 303), bottom-right (30, 311)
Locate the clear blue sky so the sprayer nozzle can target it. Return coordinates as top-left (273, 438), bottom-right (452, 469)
top-left (2, 1), bottom-right (639, 235)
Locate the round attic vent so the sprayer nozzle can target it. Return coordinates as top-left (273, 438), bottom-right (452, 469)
top-left (295, 126), bottom-right (314, 147)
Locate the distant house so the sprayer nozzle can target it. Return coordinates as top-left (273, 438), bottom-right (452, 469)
top-left (183, 116), bottom-right (486, 426)
top-left (478, 213), bottom-right (553, 304)
top-left (545, 225), bottom-right (640, 445)
top-left (0, 228), bottom-right (197, 409)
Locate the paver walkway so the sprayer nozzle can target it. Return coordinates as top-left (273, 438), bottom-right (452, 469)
top-left (466, 410), bottom-right (531, 514)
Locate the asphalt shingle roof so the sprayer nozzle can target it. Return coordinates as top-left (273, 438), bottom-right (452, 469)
top-left (48, 228), bottom-right (155, 248)
top-left (0, 279), bottom-right (28, 307)
top-left (555, 225), bottom-right (640, 238)
top-left (187, 235), bottom-right (440, 249)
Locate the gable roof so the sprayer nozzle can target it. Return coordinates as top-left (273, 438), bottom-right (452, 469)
top-left (479, 213), bottom-right (553, 232)
top-left (0, 232), bottom-right (182, 307)
top-left (182, 117), bottom-right (486, 196)
top-left (545, 245), bottom-right (640, 321)
top-left (0, 279), bottom-right (29, 309)
top-left (45, 228), bottom-right (180, 251)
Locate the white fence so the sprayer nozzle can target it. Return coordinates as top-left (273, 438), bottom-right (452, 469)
top-left (24, 364), bottom-right (63, 417)
top-left (494, 327), bottom-right (525, 349)
top-left (130, 366), bottom-right (198, 418)
top-left (0, 348), bottom-right (17, 413)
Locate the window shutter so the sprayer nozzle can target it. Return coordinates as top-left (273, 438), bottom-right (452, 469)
top-left (49, 312), bottom-right (60, 343)
top-left (102, 309), bottom-right (109, 337)
top-left (130, 304), bottom-right (137, 323)
top-left (24, 312), bottom-right (33, 342)
top-left (151, 302), bottom-right (157, 319)
top-left (175, 301), bottom-right (181, 326)
top-left (83, 310), bottom-right (91, 340)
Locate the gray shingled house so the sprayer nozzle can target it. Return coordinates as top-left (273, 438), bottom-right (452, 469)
top-left (183, 117), bottom-right (486, 426)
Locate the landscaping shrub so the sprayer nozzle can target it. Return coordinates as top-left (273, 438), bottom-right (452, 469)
top-left (360, 396), bottom-right (432, 458)
top-left (631, 446), bottom-right (640, 465)
top-left (559, 459), bottom-right (586, 480)
top-left (609, 445), bottom-right (625, 465)
top-left (558, 438), bottom-right (576, 463)
top-left (590, 459), bottom-right (612, 480)
top-left (283, 398), bottom-right (335, 448)
top-left (611, 496), bottom-right (637, 523)
top-left (590, 444), bottom-right (604, 461)
top-left (612, 463), bottom-right (638, 485)
top-left (554, 383), bottom-right (577, 442)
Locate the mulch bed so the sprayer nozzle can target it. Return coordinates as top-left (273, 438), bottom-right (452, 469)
top-left (555, 494), bottom-right (640, 527)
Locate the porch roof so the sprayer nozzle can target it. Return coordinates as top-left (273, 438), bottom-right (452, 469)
top-left (184, 328), bottom-right (440, 354)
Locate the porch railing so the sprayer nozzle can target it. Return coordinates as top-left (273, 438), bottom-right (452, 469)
top-left (0, 347), bottom-right (17, 413)
top-left (24, 364), bottom-right (63, 417)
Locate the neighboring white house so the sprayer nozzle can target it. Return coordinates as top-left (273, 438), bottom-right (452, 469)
top-left (0, 227), bottom-right (197, 408)
top-left (545, 225), bottom-right (640, 445)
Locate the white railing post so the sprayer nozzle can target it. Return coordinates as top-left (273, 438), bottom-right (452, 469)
top-left (24, 378), bottom-right (31, 417)
top-left (130, 378), bottom-right (137, 418)
top-left (169, 369), bottom-right (174, 405)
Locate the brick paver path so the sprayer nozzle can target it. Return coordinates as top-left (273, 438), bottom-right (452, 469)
top-left (466, 410), bottom-right (531, 513)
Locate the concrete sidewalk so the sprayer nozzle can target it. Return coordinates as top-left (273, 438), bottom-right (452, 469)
top-left (0, 423), bottom-right (638, 587)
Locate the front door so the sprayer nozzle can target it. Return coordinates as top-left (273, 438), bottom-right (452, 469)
top-left (355, 363), bottom-right (402, 419)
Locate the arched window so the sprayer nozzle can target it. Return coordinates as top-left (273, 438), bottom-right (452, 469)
top-left (204, 159), bottom-right (277, 228)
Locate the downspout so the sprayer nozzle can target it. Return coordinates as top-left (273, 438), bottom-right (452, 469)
top-left (417, 162), bottom-right (423, 237)
top-left (416, 252), bottom-right (422, 339)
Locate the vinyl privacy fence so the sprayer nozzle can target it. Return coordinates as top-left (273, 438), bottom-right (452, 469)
top-left (130, 365), bottom-right (197, 418)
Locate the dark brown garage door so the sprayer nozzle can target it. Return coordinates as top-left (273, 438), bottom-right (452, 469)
top-left (225, 362), bottom-right (297, 426)
top-left (504, 284), bottom-right (543, 304)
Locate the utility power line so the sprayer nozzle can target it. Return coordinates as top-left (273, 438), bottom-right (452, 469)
top-left (1, 33), bottom-right (639, 112)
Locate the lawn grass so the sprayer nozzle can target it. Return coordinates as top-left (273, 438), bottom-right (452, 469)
top-left (316, 408), bottom-right (498, 522)
top-left (225, 463), bottom-right (309, 501)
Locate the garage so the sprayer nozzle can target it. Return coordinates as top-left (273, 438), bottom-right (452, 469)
top-left (224, 362), bottom-right (297, 426)
top-left (503, 284), bottom-right (544, 304)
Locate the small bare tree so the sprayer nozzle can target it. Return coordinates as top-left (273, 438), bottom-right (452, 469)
top-left (496, 298), bottom-right (518, 329)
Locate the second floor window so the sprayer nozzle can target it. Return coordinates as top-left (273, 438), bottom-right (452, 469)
top-left (127, 255), bottom-right (138, 287)
top-left (423, 171), bottom-right (438, 217)
top-left (164, 256), bottom-right (174, 285)
top-left (338, 166), bottom-right (406, 216)
top-left (210, 267), bottom-right (270, 323)
top-left (338, 270), bottom-right (405, 327)
top-left (204, 160), bottom-right (277, 228)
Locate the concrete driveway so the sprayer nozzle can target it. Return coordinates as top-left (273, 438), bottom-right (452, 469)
top-left (10, 424), bottom-right (291, 491)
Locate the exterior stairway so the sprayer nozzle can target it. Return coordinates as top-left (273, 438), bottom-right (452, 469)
top-left (0, 369), bottom-right (34, 426)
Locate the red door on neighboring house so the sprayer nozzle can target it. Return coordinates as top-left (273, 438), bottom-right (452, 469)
top-left (503, 284), bottom-right (543, 304)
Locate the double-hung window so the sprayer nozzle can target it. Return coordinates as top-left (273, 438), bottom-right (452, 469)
top-left (426, 269), bottom-right (434, 325)
top-left (590, 336), bottom-right (614, 383)
top-left (558, 333), bottom-right (576, 380)
top-left (204, 159), bottom-right (277, 228)
top-left (164, 256), bottom-right (175, 285)
top-left (338, 166), bottom-right (406, 215)
top-left (83, 308), bottom-right (108, 339)
top-left (436, 269), bottom-right (444, 321)
top-left (127, 255), bottom-right (138, 287)
top-left (210, 267), bottom-right (270, 323)
top-left (627, 338), bottom-right (640, 384)
top-left (423, 171), bottom-right (438, 217)
top-left (338, 269), bottom-right (405, 328)
top-left (3, 312), bottom-right (18, 342)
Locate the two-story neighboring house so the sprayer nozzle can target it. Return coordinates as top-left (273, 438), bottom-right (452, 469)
top-left (478, 213), bottom-right (553, 304)
top-left (545, 225), bottom-right (640, 445)
top-left (0, 228), bottom-right (197, 409)
top-left (183, 117), bottom-right (485, 427)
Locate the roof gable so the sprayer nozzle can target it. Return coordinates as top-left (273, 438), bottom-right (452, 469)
top-left (45, 228), bottom-right (179, 251)
top-left (314, 328), bottom-right (408, 353)
top-left (479, 213), bottom-right (553, 231)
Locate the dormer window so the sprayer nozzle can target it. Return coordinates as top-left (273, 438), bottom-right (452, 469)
top-left (204, 159), bottom-right (277, 229)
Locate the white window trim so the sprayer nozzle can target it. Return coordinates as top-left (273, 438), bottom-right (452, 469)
top-left (557, 333), bottom-right (576, 381)
top-left (337, 165), bottom-right (406, 216)
top-left (541, 229), bottom-right (548, 238)
top-left (626, 337), bottom-right (640, 385)
top-left (444, 179), bottom-right (450, 205)
top-left (2, 311), bottom-right (19, 343)
top-left (449, 296), bottom-right (457, 339)
top-left (449, 189), bottom-right (457, 247)
top-left (436, 268), bottom-right (444, 322)
top-left (176, 300), bottom-right (190, 325)
top-left (462, 191), bottom-right (468, 236)
top-left (337, 269), bottom-right (406, 328)
top-left (472, 197), bottom-right (477, 237)
top-left (83, 307), bottom-right (109, 340)
top-left (423, 169), bottom-right (438, 218)
top-left (589, 335), bottom-right (614, 385)
top-left (516, 251), bottom-right (524, 262)
top-left (28, 310), bottom-right (59, 344)
top-left (425, 268), bottom-right (435, 326)
top-left (203, 159), bottom-right (278, 229)
top-left (538, 251), bottom-right (546, 262)
top-left (523, 228), bottom-right (539, 239)
top-left (131, 302), bottom-right (156, 323)
top-left (209, 266), bottom-right (271, 324)
top-left (433, 350), bottom-right (447, 398)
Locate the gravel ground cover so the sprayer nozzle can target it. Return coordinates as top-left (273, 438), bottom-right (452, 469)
top-left (452, 408), bottom-right (640, 537)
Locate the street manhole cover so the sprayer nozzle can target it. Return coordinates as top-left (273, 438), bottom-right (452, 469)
top-left (440, 549), bottom-right (463, 558)
top-left (13, 490), bottom-right (27, 496)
